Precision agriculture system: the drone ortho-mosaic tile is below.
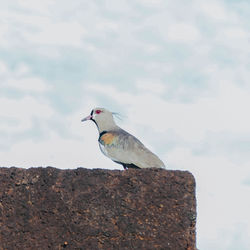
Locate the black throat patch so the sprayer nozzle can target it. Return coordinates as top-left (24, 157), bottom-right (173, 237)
top-left (98, 131), bottom-right (108, 142)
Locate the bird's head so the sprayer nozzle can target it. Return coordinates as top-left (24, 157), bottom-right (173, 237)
top-left (81, 107), bottom-right (117, 132)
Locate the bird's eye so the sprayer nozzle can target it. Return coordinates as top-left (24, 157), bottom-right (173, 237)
top-left (95, 110), bottom-right (102, 114)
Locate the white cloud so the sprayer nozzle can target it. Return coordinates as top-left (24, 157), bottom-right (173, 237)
top-left (16, 0), bottom-right (54, 13)
top-left (0, 18), bottom-right (9, 48)
top-left (216, 26), bottom-right (250, 51)
top-left (135, 0), bottom-right (164, 7)
top-left (14, 63), bottom-right (30, 76)
top-left (136, 79), bottom-right (167, 95)
top-left (0, 61), bottom-right (8, 74)
top-left (167, 23), bottom-right (201, 43)
top-left (0, 96), bottom-right (54, 132)
top-left (0, 62), bottom-right (51, 93)
top-left (24, 21), bottom-right (87, 46)
top-left (0, 3), bottom-right (86, 48)
top-left (6, 77), bottom-right (51, 92)
top-left (198, 2), bottom-right (228, 21)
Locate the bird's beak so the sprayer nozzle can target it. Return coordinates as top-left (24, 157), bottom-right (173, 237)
top-left (81, 115), bottom-right (92, 122)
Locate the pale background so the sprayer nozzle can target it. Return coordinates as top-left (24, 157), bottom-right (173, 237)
top-left (1, 1), bottom-right (250, 249)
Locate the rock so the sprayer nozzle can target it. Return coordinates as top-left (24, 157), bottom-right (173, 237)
top-left (0, 167), bottom-right (196, 249)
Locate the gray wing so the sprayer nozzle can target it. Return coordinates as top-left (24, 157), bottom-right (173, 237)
top-left (105, 129), bottom-right (165, 169)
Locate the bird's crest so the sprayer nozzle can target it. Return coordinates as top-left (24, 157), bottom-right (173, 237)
top-left (112, 112), bottom-right (124, 121)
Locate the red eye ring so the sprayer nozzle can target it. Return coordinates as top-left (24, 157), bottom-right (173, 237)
top-left (95, 110), bottom-right (102, 114)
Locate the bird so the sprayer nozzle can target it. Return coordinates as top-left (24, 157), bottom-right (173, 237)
top-left (81, 107), bottom-right (166, 169)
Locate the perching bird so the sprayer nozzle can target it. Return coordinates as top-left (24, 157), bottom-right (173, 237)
top-left (81, 107), bottom-right (165, 169)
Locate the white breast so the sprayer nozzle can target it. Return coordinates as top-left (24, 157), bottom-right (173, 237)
top-left (98, 143), bottom-right (119, 162)
top-left (99, 143), bottom-right (108, 156)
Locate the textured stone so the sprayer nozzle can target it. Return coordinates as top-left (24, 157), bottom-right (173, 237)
top-left (0, 167), bottom-right (196, 249)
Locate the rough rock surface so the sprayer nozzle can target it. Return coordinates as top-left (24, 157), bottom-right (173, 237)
top-left (0, 167), bottom-right (196, 249)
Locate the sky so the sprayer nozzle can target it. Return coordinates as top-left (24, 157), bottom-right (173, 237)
top-left (1, 0), bottom-right (250, 249)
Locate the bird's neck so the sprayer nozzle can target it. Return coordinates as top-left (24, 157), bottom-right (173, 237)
top-left (96, 119), bottom-right (118, 133)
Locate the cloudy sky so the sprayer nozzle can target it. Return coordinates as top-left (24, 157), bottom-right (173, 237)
top-left (1, 0), bottom-right (250, 249)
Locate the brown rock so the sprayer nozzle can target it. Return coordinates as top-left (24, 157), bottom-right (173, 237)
top-left (0, 167), bottom-right (196, 249)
